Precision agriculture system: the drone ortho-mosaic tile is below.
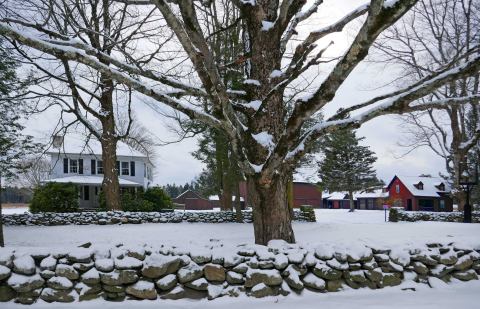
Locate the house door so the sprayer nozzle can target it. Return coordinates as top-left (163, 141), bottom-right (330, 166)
top-left (79, 185), bottom-right (92, 208)
top-left (407, 199), bottom-right (412, 211)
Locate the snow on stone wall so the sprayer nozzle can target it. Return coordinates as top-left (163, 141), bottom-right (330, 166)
top-left (1, 209), bottom-right (316, 226)
top-left (389, 208), bottom-right (480, 223)
top-left (0, 241), bottom-right (479, 303)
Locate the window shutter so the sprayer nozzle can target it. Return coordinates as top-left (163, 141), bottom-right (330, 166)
top-left (78, 159), bottom-right (84, 174)
top-left (63, 158), bottom-right (68, 174)
top-left (130, 161), bottom-right (135, 176)
top-left (91, 160), bottom-right (96, 175)
top-left (116, 161), bottom-right (120, 173)
top-left (84, 186), bottom-right (89, 200)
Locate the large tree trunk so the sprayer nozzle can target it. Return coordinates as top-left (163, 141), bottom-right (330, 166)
top-left (99, 72), bottom-right (121, 211)
top-left (248, 174), bottom-right (295, 245)
top-left (234, 183), bottom-right (243, 223)
top-left (348, 190), bottom-right (355, 212)
top-left (0, 172), bottom-right (4, 247)
top-left (101, 134), bottom-right (121, 210)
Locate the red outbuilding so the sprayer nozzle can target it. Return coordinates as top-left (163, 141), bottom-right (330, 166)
top-left (172, 190), bottom-right (213, 210)
top-left (386, 175), bottom-right (453, 212)
top-left (239, 181), bottom-right (322, 208)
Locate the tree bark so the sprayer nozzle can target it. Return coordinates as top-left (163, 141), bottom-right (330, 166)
top-left (348, 190), bottom-right (355, 212)
top-left (0, 171), bottom-right (4, 247)
top-left (234, 183), bottom-right (243, 223)
top-left (99, 72), bottom-right (121, 211)
top-left (248, 174), bottom-right (295, 245)
top-left (100, 132), bottom-right (121, 211)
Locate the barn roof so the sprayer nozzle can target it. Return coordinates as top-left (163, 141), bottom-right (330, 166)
top-left (387, 175), bottom-right (450, 198)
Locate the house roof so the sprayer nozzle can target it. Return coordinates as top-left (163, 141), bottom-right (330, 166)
top-left (324, 189), bottom-right (387, 200)
top-left (209, 195), bottom-right (245, 202)
top-left (46, 135), bottom-right (146, 158)
top-left (355, 189), bottom-right (389, 199)
top-left (387, 175), bottom-right (450, 197)
top-left (174, 190), bottom-right (206, 200)
top-left (326, 192), bottom-right (356, 201)
top-left (45, 176), bottom-right (142, 186)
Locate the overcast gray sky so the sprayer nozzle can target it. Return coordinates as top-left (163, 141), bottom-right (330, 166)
top-left (20, 0), bottom-right (448, 186)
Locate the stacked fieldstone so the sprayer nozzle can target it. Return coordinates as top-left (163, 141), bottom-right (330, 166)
top-left (0, 241), bottom-right (479, 303)
top-left (2, 209), bottom-right (316, 226)
top-left (389, 208), bottom-right (480, 223)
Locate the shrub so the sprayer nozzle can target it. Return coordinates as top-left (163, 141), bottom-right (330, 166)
top-left (143, 187), bottom-right (173, 211)
top-left (121, 192), bottom-right (155, 212)
top-left (389, 207), bottom-right (399, 222)
top-left (30, 182), bottom-right (79, 213)
top-left (97, 187), bottom-right (173, 212)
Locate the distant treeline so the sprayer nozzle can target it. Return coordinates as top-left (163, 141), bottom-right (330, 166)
top-left (1, 187), bottom-right (32, 204)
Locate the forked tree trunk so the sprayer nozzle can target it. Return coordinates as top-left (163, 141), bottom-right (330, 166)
top-left (348, 190), bottom-right (355, 212)
top-left (248, 174), bottom-right (295, 245)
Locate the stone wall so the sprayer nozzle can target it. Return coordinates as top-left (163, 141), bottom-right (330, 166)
top-left (2, 209), bottom-right (316, 226)
top-left (389, 207), bottom-right (480, 223)
top-left (1, 241), bottom-right (479, 303)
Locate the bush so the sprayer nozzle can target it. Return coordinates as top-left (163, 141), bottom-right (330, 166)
top-left (121, 192), bottom-right (156, 212)
top-left (143, 187), bottom-right (173, 211)
top-left (97, 187), bottom-right (173, 212)
top-left (30, 182), bottom-right (79, 213)
top-left (389, 207), bottom-right (399, 222)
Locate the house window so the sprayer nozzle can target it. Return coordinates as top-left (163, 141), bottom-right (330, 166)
top-left (416, 182), bottom-right (424, 190)
top-left (121, 162), bottom-right (130, 175)
top-left (440, 200), bottom-right (445, 210)
top-left (69, 159), bottom-right (78, 173)
top-left (97, 161), bottom-right (104, 174)
top-left (395, 184), bottom-right (400, 193)
top-left (144, 163), bottom-right (146, 177)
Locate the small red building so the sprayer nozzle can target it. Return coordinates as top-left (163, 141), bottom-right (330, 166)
top-left (239, 181), bottom-right (322, 208)
top-left (386, 175), bottom-right (453, 212)
top-left (172, 190), bottom-right (213, 210)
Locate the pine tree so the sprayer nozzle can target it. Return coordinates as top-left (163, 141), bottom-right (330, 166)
top-left (318, 128), bottom-right (382, 212)
top-left (0, 41), bottom-right (39, 246)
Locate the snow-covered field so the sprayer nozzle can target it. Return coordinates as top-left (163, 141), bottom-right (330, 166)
top-left (5, 209), bottom-right (480, 250)
top-left (3, 209), bottom-right (480, 308)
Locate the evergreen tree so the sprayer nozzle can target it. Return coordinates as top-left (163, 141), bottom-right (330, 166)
top-left (318, 128), bottom-right (382, 212)
top-left (0, 41), bottom-right (39, 246)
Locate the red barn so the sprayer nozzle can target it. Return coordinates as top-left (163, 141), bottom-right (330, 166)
top-left (239, 181), bottom-right (322, 208)
top-left (386, 175), bottom-right (453, 212)
top-left (172, 190), bottom-right (213, 210)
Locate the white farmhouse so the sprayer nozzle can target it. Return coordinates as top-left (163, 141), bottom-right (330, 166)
top-left (45, 136), bottom-right (154, 209)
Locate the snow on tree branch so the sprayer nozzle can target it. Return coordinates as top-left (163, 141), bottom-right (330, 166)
top-left (0, 22), bottom-right (221, 128)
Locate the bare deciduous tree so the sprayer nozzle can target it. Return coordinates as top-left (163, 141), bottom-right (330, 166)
top-left (16, 157), bottom-right (51, 190)
top-left (1, 0), bottom-right (480, 244)
top-left (373, 0), bottom-right (480, 209)
top-left (1, 0), bottom-right (176, 210)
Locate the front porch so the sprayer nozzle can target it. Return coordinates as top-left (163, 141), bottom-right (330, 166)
top-left (45, 175), bottom-right (143, 209)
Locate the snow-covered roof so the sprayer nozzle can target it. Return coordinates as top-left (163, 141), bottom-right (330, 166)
top-left (355, 189), bottom-right (389, 199)
top-left (46, 135), bottom-right (146, 158)
top-left (208, 195), bottom-right (245, 202)
top-left (393, 175), bottom-right (450, 197)
top-left (45, 176), bottom-right (142, 187)
top-left (325, 189), bottom-right (387, 200)
top-left (326, 192), bottom-right (355, 200)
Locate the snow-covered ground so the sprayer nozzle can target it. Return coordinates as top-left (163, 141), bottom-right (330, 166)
top-left (3, 209), bottom-right (480, 308)
top-left (2, 206), bottom-right (29, 215)
top-left (5, 209), bottom-right (480, 250)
